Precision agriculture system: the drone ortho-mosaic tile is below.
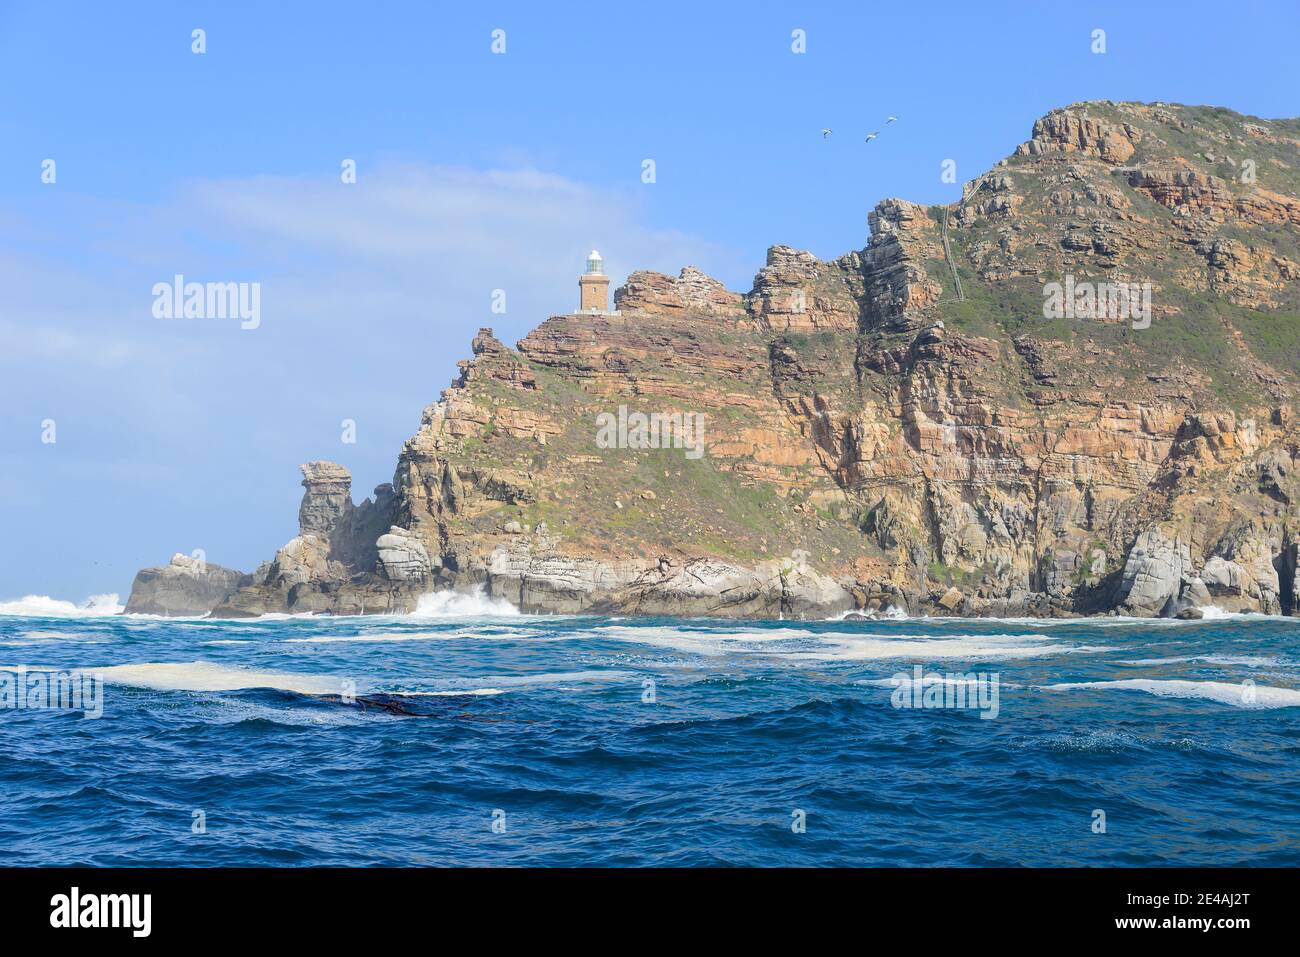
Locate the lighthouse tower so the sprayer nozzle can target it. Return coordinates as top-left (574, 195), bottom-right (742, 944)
top-left (578, 250), bottom-right (610, 313)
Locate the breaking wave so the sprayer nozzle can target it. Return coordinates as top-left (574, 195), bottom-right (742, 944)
top-left (0, 593), bottom-right (124, 618)
top-left (412, 587), bottom-right (520, 618)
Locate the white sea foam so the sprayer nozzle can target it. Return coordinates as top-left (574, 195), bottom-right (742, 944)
top-left (398, 688), bottom-right (507, 697)
top-left (1, 660), bottom-right (631, 698)
top-left (98, 662), bottom-right (352, 695)
top-left (790, 636), bottom-right (1097, 663)
top-left (379, 670), bottom-right (631, 697)
top-left (594, 624), bottom-right (1088, 662)
top-left (0, 661), bottom-right (351, 696)
top-left (1045, 679), bottom-right (1300, 709)
top-left (280, 627), bottom-right (546, 644)
top-left (281, 631), bottom-right (476, 645)
top-left (1119, 655), bottom-right (1279, 667)
top-left (411, 588), bottom-right (519, 618)
top-left (594, 625), bottom-right (823, 657)
top-left (857, 676), bottom-right (1020, 689)
top-left (432, 670), bottom-right (634, 689)
top-left (210, 698), bottom-right (371, 727)
top-left (0, 593), bottom-right (124, 618)
top-left (204, 612), bottom-right (323, 622)
top-left (0, 630), bottom-right (103, 647)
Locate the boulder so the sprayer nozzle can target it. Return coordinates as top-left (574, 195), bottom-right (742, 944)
top-left (1114, 527), bottom-right (1192, 616)
top-left (936, 586), bottom-right (965, 612)
top-left (1202, 523), bottom-right (1284, 614)
top-left (376, 527), bottom-right (435, 583)
top-left (270, 534), bottom-right (338, 587)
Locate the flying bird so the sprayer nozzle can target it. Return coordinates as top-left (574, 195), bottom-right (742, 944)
top-left (886, 116), bottom-right (898, 124)
top-left (865, 132), bottom-right (879, 143)
top-left (822, 128), bottom-right (833, 138)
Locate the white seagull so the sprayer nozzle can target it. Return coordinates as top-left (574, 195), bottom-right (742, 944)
top-left (865, 132), bottom-right (879, 143)
top-left (886, 116), bottom-right (898, 124)
top-left (822, 128), bottom-right (833, 138)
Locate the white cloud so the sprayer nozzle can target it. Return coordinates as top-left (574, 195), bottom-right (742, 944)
top-left (182, 162), bottom-right (742, 306)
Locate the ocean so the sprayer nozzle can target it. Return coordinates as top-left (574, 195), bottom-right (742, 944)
top-left (2, 593), bottom-right (1298, 866)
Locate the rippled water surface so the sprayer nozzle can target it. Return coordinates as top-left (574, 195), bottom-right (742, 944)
top-left (2, 605), bottom-right (1298, 866)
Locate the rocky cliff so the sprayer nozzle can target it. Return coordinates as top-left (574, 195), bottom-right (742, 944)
top-left (130, 101), bottom-right (1300, 620)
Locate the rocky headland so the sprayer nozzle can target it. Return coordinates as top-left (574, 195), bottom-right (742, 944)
top-left (127, 101), bottom-right (1300, 619)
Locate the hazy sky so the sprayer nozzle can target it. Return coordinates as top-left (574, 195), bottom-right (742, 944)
top-left (2, 0), bottom-right (1297, 602)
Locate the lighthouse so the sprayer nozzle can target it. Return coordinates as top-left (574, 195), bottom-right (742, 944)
top-left (578, 250), bottom-right (610, 313)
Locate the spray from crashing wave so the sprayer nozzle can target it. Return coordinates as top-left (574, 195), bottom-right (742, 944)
top-left (411, 587), bottom-right (519, 618)
top-left (0, 593), bottom-right (124, 618)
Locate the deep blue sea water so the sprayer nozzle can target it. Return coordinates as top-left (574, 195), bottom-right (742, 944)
top-left (2, 598), bottom-right (1298, 866)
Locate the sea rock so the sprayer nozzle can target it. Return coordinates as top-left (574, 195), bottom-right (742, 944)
top-left (124, 553), bottom-right (247, 617)
top-left (299, 461), bottom-right (354, 537)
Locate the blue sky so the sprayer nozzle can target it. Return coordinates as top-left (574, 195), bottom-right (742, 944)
top-left (2, 0), bottom-right (1297, 603)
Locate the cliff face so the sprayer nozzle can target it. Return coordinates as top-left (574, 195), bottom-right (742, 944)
top-left (144, 101), bottom-right (1299, 620)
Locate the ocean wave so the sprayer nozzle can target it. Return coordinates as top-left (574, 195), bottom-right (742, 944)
top-left (0, 593), bottom-right (123, 618)
top-left (1045, 678), bottom-right (1300, 709)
